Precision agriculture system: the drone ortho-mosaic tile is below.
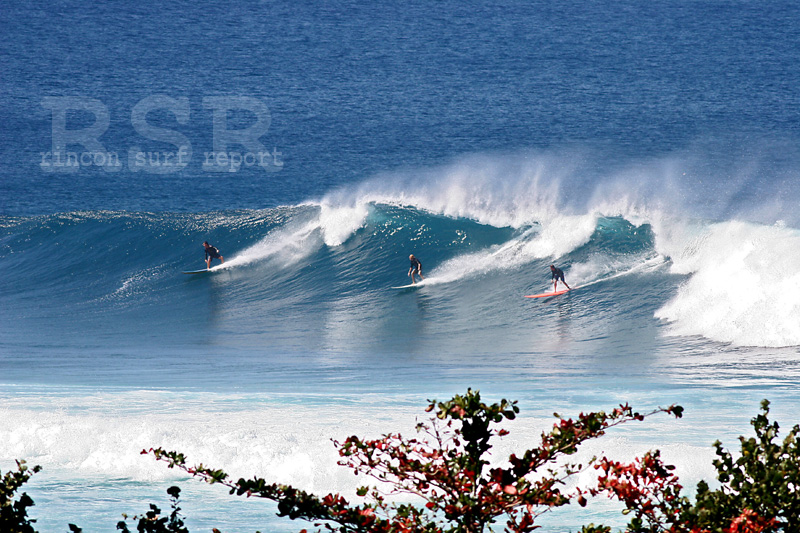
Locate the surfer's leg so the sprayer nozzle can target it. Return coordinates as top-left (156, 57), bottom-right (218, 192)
top-left (220, 256), bottom-right (224, 264)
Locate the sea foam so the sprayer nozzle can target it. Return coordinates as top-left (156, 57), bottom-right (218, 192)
top-left (654, 220), bottom-right (800, 347)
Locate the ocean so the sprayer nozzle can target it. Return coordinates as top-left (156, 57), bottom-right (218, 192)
top-left (2, 0), bottom-right (800, 531)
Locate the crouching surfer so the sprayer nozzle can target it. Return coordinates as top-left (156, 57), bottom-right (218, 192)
top-left (203, 241), bottom-right (224, 269)
top-left (408, 254), bottom-right (425, 284)
top-left (550, 264), bottom-right (570, 292)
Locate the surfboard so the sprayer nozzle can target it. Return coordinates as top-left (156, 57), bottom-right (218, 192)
top-left (392, 283), bottom-right (423, 289)
top-left (524, 287), bottom-right (575, 298)
top-left (182, 269), bottom-right (212, 275)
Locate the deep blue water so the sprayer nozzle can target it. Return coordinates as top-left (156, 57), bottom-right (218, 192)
top-left (3, 0), bottom-right (799, 214)
top-left (2, 1), bottom-right (800, 531)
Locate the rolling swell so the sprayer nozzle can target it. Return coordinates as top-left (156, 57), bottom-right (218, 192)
top-left (0, 205), bottom-right (663, 353)
top-left (0, 205), bottom-right (658, 302)
top-left (3, 153), bottom-right (800, 363)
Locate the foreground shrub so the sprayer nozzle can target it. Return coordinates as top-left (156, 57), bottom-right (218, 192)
top-left (585, 399), bottom-right (797, 532)
top-left (687, 399), bottom-right (798, 532)
top-left (117, 485), bottom-right (190, 533)
top-left (148, 388), bottom-right (682, 532)
top-left (4, 392), bottom-right (798, 532)
top-left (1, 460), bottom-right (41, 533)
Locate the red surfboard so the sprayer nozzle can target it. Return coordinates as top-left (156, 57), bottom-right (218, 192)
top-left (524, 287), bottom-right (574, 299)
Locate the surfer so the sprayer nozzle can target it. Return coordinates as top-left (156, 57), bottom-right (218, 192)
top-left (408, 254), bottom-right (425, 284)
top-left (550, 264), bottom-right (570, 292)
top-left (203, 241), bottom-right (224, 269)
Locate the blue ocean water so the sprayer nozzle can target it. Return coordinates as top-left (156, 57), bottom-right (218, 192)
top-left (2, 1), bottom-right (800, 531)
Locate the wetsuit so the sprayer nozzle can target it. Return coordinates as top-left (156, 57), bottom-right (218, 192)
top-left (551, 267), bottom-right (565, 282)
top-left (410, 257), bottom-right (422, 273)
top-left (205, 246), bottom-right (221, 260)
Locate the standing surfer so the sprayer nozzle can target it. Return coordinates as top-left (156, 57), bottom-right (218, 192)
top-left (550, 264), bottom-right (570, 292)
top-left (408, 254), bottom-right (425, 284)
top-left (203, 241), bottom-right (224, 269)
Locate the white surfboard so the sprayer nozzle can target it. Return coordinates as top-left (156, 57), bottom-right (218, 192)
top-left (392, 282), bottom-right (425, 289)
top-left (182, 269), bottom-right (213, 274)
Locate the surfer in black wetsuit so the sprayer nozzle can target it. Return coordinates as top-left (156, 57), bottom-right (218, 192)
top-left (550, 264), bottom-right (570, 292)
top-left (203, 241), bottom-right (224, 269)
top-left (408, 254), bottom-right (425, 284)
